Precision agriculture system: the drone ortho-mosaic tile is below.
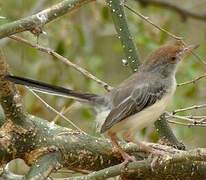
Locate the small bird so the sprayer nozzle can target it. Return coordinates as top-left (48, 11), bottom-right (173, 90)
top-left (5, 41), bottom-right (196, 163)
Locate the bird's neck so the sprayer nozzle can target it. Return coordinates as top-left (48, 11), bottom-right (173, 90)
top-left (140, 62), bottom-right (177, 79)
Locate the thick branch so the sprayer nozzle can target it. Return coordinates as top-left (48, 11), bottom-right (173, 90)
top-left (0, 0), bottom-right (94, 39)
top-left (70, 160), bottom-right (206, 179)
top-left (0, 113), bottom-right (149, 170)
top-left (25, 152), bottom-right (62, 180)
top-left (0, 106), bottom-right (5, 127)
top-left (0, 162), bottom-right (23, 180)
top-left (136, 0), bottom-right (206, 21)
top-left (69, 148), bottom-right (206, 179)
top-left (0, 50), bottom-right (29, 126)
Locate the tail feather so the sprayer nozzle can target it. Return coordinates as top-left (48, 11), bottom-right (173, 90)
top-left (5, 75), bottom-right (105, 105)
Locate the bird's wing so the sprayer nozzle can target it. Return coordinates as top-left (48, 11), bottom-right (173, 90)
top-left (100, 84), bottom-right (166, 133)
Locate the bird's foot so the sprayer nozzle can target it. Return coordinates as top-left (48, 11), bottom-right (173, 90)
top-left (137, 141), bottom-right (172, 171)
top-left (150, 153), bottom-right (171, 171)
top-left (121, 151), bottom-right (136, 168)
top-left (138, 141), bottom-right (165, 155)
top-left (111, 145), bottom-right (136, 164)
top-left (147, 146), bottom-right (172, 171)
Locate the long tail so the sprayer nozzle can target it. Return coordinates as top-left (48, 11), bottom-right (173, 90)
top-left (5, 75), bottom-right (106, 106)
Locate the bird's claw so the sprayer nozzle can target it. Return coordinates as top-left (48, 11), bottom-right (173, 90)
top-left (121, 153), bottom-right (136, 168)
top-left (149, 150), bottom-right (171, 171)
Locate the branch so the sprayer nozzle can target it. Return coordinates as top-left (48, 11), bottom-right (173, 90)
top-left (136, 0), bottom-right (206, 22)
top-left (0, 106), bottom-right (5, 127)
top-left (172, 103), bottom-right (206, 114)
top-left (0, 50), bottom-right (29, 126)
top-left (124, 4), bottom-right (182, 40)
top-left (166, 113), bottom-right (206, 128)
top-left (0, 0), bottom-right (94, 39)
top-left (106, 0), bottom-right (140, 71)
top-left (155, 114), bottom-right (185, 150)
top-left (25, 152), bottom-right (62, 180)
top-left (69, 160), bottom-right (150, 179)
top-left (0, 162), bottom-right (23, 180)
top-left (177, 73), bottom-right (206, 87)
top-left (67, 149), bottom-right (206, 179)
top-left (168, 120), bottom-right (206, 128)
top-left (9, 35), bottom-right (112, 91)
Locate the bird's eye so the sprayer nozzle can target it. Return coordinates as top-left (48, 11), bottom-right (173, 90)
top-left (171, 56), bottom-right (176, 61)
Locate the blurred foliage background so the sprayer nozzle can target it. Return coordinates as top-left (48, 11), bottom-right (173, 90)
top-left (1, 0), bottom-right (206, 150)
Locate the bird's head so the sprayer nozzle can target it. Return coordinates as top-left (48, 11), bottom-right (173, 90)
top-left (141, 41), bottom-right (198, 77)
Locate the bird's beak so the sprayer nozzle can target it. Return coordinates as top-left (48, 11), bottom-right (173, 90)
top-left (181, 44), bottom-right (199, 55)
top-left (177, 44), bottom-right (199, 60)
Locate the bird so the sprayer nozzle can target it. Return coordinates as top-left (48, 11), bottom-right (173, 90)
top-left (5, 41), bottom-right (197, 163)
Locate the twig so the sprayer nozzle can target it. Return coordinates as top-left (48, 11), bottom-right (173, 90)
top-left (178, 73), bottom-right (206, 86)
top-left (28, 88), bottom-right (87, 134)
top-left (0, 0), bottom-right (95, 39)
top-left (124, 4), bottom-right (182, 40)
top-left (172, 104), bottom-right (206, 114)
top-left (184, 115), bottom-right (206, 120)
top-left (166, 113), bottom-right (197, 123)
top-left (53, 103), bottom-right (78, 123)
top-left (136, 0), bottom-right (206, 22)
top-left (9, 35), bottom-right (112, 91)
top-left (166, 113), bottom-right (206, 127)
top-left (53, 106), bottom-right (66, 123)
top-left (167, 120), bottom-right (206, 127)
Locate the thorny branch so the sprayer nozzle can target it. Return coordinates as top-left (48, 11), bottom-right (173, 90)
top-left (106, 0), bottom-right (140, 71)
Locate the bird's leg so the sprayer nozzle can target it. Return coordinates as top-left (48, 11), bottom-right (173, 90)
top-left (108, 131), bottom-right (136, 164)
top-left (123, 131), bottom-right (163, 155)
top-left (123, 131), bottom-right (167, 170)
